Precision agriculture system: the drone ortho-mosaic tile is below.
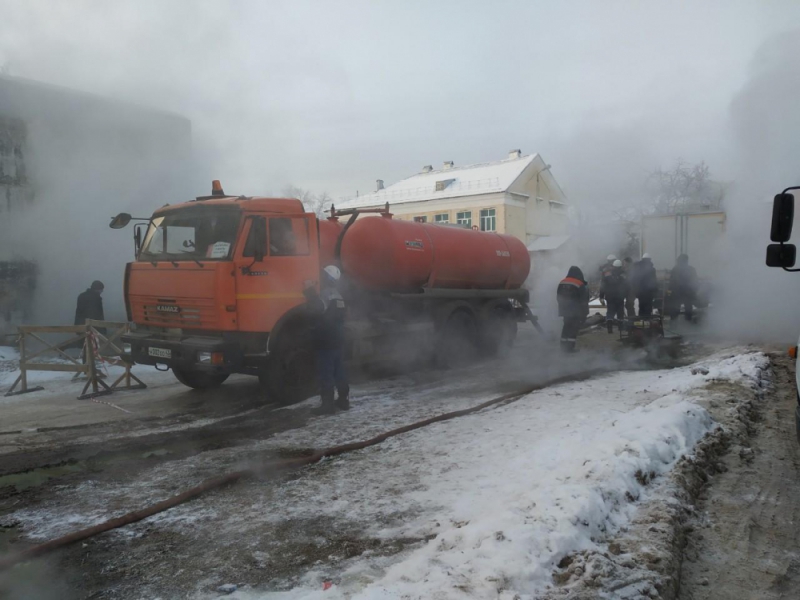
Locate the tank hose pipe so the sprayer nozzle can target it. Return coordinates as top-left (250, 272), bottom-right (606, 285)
top-left (334, 211), bottom-right (360, 264)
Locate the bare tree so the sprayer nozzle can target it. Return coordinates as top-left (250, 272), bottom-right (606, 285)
top-left (646, 160), bottom-right (725, 215)
top-left (282, 185), bottom-right (331, 218)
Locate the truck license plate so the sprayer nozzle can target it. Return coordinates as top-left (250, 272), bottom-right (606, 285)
top-left (148, 347), bottom-right (172, 359)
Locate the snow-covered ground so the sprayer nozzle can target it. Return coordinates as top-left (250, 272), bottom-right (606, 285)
top-left (2, 347), bottom-right (769, 599)
top-left (210, 351), bottom-right (766, 600)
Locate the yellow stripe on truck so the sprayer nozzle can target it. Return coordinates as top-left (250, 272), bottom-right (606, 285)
top-left (235, 293), bottom-right (305, 300)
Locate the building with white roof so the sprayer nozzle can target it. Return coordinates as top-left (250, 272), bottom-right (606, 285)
top-left (336, 150), bottom-right (569, 245)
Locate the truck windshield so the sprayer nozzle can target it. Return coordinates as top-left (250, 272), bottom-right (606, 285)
top-left (139, 208), bottom-right (241, 261)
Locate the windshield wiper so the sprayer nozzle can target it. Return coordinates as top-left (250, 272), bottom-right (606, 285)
top-left (179, 251), bottom-right (204, 267)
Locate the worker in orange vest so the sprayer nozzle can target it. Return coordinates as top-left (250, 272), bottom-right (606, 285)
top-left (556, 266), bottom-right (590, 352)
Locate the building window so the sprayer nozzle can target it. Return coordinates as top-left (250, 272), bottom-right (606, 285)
top-left (456, 211), bottom-right (472, 227)
top-left (434, 213), bottom-right (449, 223)
top-left (480, 208), bottom-right (496, 232)
top-left (435, 178), bottom-right (455, 191)
top-left (413, 216), bottom-right (428, 223)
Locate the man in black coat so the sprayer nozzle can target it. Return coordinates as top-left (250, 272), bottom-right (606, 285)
top-left (635, 254), bottom-right (658, 316)
top-left (557, 266), bottom-right (590, 353)
top-left (669, 254), bottom-right (698, 321)
top-left (74, 280), bottom-right (105, 325)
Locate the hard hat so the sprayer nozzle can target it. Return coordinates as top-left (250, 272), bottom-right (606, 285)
top-left (642, 253), bottom-right (651, 259)
top-left (612, 260), bottom-right (622, 267)
top-left (323, 265), bottom-right (341, 281)
top-left (90, 280), bottom-right (105, 291)
top-left (607, 254), bottom-right (616, 261)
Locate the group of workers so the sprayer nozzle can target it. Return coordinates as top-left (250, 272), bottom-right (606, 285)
top-left (556, 253), bottom-right (699, 352)
top-left (598, 253), bottom-right (658, 330)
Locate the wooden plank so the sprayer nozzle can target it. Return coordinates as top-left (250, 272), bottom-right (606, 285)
top-left (24, 363), bottom-right (89, 373)
top-left (25, 332), bottom-right (84, 364)
top-left (18, 325), bottom-right (87, 334)
top-left (85, 321), bottom-right (129, 330)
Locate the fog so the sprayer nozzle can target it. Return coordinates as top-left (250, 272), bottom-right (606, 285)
top-left (1, 1), bottom-right (800, 339)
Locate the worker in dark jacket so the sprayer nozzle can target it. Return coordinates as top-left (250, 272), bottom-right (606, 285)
top-left (304, 265), bottom-right (349, 415)
top-left (598, 254), bottom-right (616, 280)
top-left (668, 254), bottom-right (698, 322)
top-left (74, 281), bottom-right (105, 325)
top-left (635, 254), bottom-right (658, 316)
top-left (623, 257), bottom-right (636, 316)
top-left (557, 266), bottom-right (590, 353)
top-left (599, 260), bottom-right (629, 333)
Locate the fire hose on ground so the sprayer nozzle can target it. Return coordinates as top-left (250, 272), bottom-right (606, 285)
top-left (0, 370), bottom-right (602, 572)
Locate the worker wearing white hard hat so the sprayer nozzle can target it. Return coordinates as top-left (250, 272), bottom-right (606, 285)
top-left (323, 265), bottom-right (341, 281)
top-left (600, 259), bottom-right (629, 333)
top-left (598, 254), bottom-right (618, 285)
top-left (304, 265), bottom-right (349, 414)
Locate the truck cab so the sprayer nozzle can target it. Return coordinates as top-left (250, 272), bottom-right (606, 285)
top-left (117, 183), bottom-right (336, 404)
top-left (765, 188), bottom-right (800, 442)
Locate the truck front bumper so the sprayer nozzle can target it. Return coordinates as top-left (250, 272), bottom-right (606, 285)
top-left (122, 331), bottom-right (244, 374)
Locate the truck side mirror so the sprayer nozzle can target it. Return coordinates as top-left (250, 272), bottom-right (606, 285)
top-left (110, 212), bottom-right (132, 229)
top-left (771, 193), bottom-right (794, 242)
top-left (133, 223), bottom-right (146, 256)
top-left (766, 243), bottom-right (796, 268)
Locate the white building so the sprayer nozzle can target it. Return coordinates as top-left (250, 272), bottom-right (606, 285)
top-left (336, 150), bottom-right (569, 245)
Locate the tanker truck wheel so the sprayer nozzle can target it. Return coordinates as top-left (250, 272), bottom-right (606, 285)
top-left (480, 301), bottom-right (518, 358)
top-left (436, 309), bottom-right (479, 369)
top-left (260, 325), bottom-right (317, 406)
top-left (172, 368), bottom-right (229, 390)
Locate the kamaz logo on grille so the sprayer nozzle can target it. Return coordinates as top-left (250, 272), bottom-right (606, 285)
top-left (156, 305), bottom-right (181, 313)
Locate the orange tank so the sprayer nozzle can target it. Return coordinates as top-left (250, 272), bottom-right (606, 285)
top-left (339, 215), bottom-right (530, 292)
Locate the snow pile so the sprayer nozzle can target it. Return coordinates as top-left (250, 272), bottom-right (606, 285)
top-left (0, 345), bottom-right (20, 373)
top-left (223, 351), bottom-right (765, 600)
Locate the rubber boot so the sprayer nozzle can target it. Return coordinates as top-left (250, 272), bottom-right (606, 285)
top-left (561, 341), bottom-right (578, 353)
top-left (607, 320), bottom-right (614, 334)
top-left (336, 392), bottom-right (350, 411)
top-left (313, 390), bottom-right (336, 416)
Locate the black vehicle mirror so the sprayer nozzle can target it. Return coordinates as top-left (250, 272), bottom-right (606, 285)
top-left (110, 212), bottom-right (132, 229)
top-left (766, 243), bottom-right (796, 268)
top-left (771, 193), bottom-right (794, 242)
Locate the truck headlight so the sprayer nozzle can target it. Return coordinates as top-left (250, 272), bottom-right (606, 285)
top-left (197, 351), bottom-right (224, 365)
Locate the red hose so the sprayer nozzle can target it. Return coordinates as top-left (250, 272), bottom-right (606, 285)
top-left (0, 370), bottom-right (600, 571)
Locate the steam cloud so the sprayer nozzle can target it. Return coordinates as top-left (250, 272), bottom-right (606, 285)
top-left (0, 4), bottom-right (798, 342)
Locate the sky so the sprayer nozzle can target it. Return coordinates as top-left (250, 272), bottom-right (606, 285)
top-left (1, 0), bottom-right (799, 201)
top-left (2, 0), bottom-right (800, 338)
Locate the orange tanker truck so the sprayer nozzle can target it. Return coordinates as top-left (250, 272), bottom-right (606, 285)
top-left (110, 181), bottom-right (533, 405)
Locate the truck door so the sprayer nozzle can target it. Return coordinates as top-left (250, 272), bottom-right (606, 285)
top-left (233, 215), bottom-right (319, 332)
